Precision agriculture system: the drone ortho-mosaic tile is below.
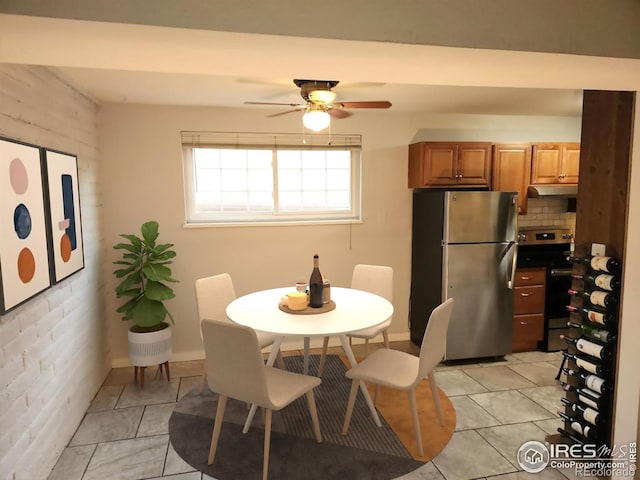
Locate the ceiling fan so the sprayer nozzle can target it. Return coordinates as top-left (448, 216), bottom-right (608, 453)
top-left (244, 79), bottom-right (392, 131)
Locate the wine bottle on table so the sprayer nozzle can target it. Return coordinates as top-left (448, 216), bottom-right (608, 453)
top-left (308, 254), bottom-right (324, 308)
top-left (558, 411), bottom-right (602, 441)
top-left (561, 397), bottom-right (605, 428)
top-left (571, 273), bottom-right (621, 292)
top-left (562, 368), bottom-right (612, 394)
top-left (567, 320), bottom-right (616, 343)
top-left (560, 382), bottom-right (606, 410)
top-left (566, 305), bottom-right (617, 326)
top-left (567, 255), bottom-right (622, 274)
top-left (568, 288), bottom-right (618, 310)
top-left (560, 335), bottom-right (613, 361)
top-left (562, 351), bottom-right (607, 376)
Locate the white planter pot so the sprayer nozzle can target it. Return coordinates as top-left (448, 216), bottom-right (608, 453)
top-left (128, 323), bottom-right (172, 367)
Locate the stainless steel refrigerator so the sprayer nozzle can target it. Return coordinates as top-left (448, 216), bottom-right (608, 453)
top-left (409, 190), bottom-right (518, 360)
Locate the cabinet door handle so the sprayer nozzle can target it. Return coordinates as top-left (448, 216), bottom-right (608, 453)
top-left (520, 321), bottom-right (529, 325)
top-left (520, 292), bottom-right (530, 297)
top-left (520, 276), bottom-right (530, 280)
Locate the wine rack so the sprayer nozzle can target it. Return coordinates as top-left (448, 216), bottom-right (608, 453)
top-left (558, 247), bottom-right (621, 448)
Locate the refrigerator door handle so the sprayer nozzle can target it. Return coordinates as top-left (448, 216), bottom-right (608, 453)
top-left (507, 241), bottom-right (518, 290)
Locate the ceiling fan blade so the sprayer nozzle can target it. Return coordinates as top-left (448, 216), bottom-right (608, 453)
top-left (266, 109), bottom-right (302, 118)
top-left (244, 101), bottom-right (305, 107)
top-left (335, 101), bottom-right (392, 109)
top-left (328, 108), bottom-right (352, 119)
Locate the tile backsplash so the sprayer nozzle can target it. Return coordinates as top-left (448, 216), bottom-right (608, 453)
top-left (519, 197), bottom-right (576, 231)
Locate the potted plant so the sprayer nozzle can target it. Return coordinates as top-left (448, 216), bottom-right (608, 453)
top-left (113, 221), bottom-right (178, 377)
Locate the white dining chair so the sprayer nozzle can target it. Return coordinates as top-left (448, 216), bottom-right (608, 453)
top-left (195, 273), bottom-right (283, 392)
top-left (317, 264), bottom-right (393, 376)
top-left (202, 318), bottom-right (323, 480)
top-left (341, 298), bottom-right (454, 456)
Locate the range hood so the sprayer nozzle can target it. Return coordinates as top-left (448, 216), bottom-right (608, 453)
top-left (527, 185), bottom-right (578, 198)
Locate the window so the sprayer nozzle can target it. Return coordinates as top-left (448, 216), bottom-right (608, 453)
top-left (182, 132), bottom-right (362, 225)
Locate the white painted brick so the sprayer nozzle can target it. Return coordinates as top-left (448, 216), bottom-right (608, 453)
top-left (0, 428), bottom-right (28, 479)
top-left (46, 284), bottom-right (73, 311)
top-left (0, 318), bottom-right (20, 349)
top-left (0, 64), bottom-right (106, 479)
top-left (15, 300), bottom-right (50, 333)
top-left (23, 331), bottom-right (53, 371)
top-left (4, 363), bottom-right (39, 406)
top-left (35, 305), bottom-right (63, 339)
top-left (0, 394), bottom-right (28, 445)
top-left (0, 355), bottom-right (24, 390)
top-left (3, 326), bottom-right (37, 360)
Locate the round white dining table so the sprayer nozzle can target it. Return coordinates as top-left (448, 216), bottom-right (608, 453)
top-left (226, 286), bottom-right (394, 432)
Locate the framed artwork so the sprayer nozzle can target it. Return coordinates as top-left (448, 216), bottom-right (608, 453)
top-left (0, 137), bottom-right (52, 314)
top-left (42, 149), bottom-right (85, 283)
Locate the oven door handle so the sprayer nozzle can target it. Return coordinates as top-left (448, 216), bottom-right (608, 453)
top-left (550, 268), bottom-right (572, 277)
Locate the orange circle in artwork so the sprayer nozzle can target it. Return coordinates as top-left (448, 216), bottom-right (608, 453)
top-left (60, 234), bottom-right (72, 263)
top-left (17, 248), bottom-right (36, 283)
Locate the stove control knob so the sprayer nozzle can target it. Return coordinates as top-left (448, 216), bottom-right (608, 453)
top-left (517, 233), bottom-right (527, 243)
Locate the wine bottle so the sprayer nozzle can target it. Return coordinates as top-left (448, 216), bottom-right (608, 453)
top-left (558, 411), bottom-right (601, 441)
top-left (562, 351), bottom-right (607, 376)
top-left (568, 288), bottom-right (618, 310)
top-left (561, 397), bottom-right (605, 427)
top-left (560, 335), bottom-right (613, 361)
top-left (562, 368), bottom-right (612, 394)
top-left (560, 382), bottom-right (606, 410)
top-left (308, 254), bottom-right (324, 308)
top-left (567, 255), bottom-right (622, 274)
top-left (566, 305), bottom-right (617, 326)
top-left (571, 273), bottom-right (621, 292)
top-left (567, 320), bottom-right (616, 343)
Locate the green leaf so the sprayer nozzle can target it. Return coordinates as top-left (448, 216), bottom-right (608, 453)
top-left (119, 234), bottom-right (142, 248)
top-left (141, 221), bottom-right (159, 246)
top-left (115, 273), bottom-right (141, 294)
top-left (153, 243), bottom-right (174, 253)
top-left (129, 297), bottom-right (167, 327)
top-left (142, 263), bottom-right (172, 282)
top-left (116, 297), bottom-right (139, 316)
top-left (145, 280), bottom-right (176, 301)
top-left (113, 243), bottom-right (139, 254)
top-left (113, 260), bottom-right (133, 266)
top-left (149, 251), bottom-right (176, 261)
top-left (113, 266), bottom-right (137, 278)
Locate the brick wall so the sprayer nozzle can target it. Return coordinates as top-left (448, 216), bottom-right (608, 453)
top-left (0, 65), bottom-right (109, 480)
top-left (518, 197), bottom-right (576, 231)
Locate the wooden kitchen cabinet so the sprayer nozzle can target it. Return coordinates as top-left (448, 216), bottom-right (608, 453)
top-left (512, 267), bottom-right (546, 352)
top-left (408, 142), bottom-right (492, 188)
top-left (530, 143), bottom-right (580, 184)
top-left (492, 144), bottom-right (532, 214)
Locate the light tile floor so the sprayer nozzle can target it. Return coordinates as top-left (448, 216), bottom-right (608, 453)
top-left (48, 342), bottom-right (573, 480)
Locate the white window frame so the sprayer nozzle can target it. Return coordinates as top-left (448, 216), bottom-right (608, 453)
top-left (181, 132), bottom-right (362, 226)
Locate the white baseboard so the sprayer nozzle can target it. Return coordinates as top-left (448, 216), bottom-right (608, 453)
top-left (111, 331), bottom-right (412, 368)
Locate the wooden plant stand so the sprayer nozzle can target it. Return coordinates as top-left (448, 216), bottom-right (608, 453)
top-left (134, 361), bottom-right (170, 388)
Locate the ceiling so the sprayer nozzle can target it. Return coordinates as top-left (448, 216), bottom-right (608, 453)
top-left (8, 13), bottom-right (636, 119)
top-left (55, 67), bottom-right (584, 117)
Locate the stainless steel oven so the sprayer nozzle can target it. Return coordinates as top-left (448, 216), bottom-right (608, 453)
top-left (517, 227), bottom-right (573, 351)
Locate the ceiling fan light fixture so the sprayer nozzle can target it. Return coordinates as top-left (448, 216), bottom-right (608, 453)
top-left (302, 109), bottom-right (331, 131)
top-left (308, 89), bottom-right (336, 104)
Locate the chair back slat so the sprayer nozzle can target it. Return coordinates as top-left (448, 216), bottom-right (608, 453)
top-left (201, 318), bottom-right (271, 407)
top-left (350, 264), bottom-right (393, 302)
top-left (195, 273), bottom-right (236, 342)
top-left (418, 298), bottom-right (455, 380)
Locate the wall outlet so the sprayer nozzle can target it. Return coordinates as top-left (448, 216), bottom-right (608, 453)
top-left (591, 243), bottom-right (606, 257)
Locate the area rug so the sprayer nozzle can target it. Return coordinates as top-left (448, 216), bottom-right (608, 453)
top-left (169, 354), bottom-right (455, 480)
